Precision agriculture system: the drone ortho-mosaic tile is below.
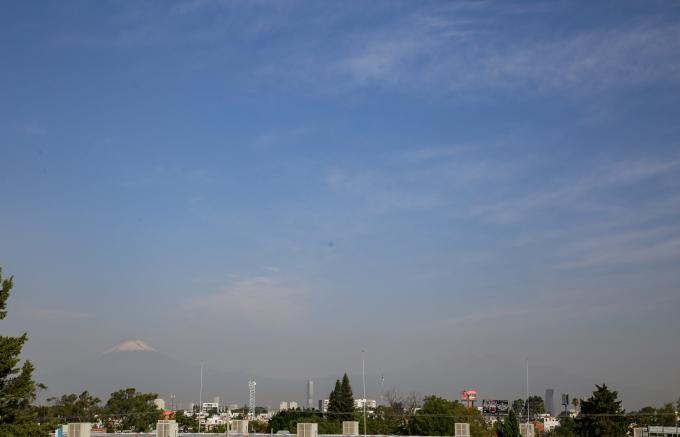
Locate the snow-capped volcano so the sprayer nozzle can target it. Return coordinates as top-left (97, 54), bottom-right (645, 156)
top-left (103, 339), bottom-right (157, 354)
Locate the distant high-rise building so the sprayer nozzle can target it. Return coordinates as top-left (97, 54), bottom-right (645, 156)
top-left (545, 389), bottom-right (554, 416)
top-left (353, 399), bottom-right (377, 409)
top-left (213, 396), bottom-right (220, 407)
top-left (307, 380), bottom-right (314, 409)
top-left (561, 394), bottom-right (569, 413)
top-left (280, 401), bottom-right (289, 411)
top-left (319, 399), bottom-right (329, 413)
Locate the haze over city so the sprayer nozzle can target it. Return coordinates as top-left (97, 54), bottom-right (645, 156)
top-left (2, 0), bottom-right (680, 413)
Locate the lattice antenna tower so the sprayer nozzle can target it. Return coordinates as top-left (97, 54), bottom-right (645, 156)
top-left (248, 379), bottom-right (256, 418)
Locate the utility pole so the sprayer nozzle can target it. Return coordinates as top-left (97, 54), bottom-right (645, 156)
top-left (525, 359), bottom-right (530, 436)
top-left (362, 350), bottom-right (367, 437)
top-left (199, 362), bottom-right (204, 434)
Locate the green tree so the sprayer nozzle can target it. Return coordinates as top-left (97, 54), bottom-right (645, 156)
top-left (0, 268), bottom-right (48, 437)
top-left (326, 374), bottom-right (355, 419)
top-left (407, 395), bottom-right (490, 437)
top-left (628, 406), bottom-right (658, 427)
top-left (174, 410), bottom-right (198, 432)
top-left (327, 379), bottom-right (342, 418)
top-left (103, 388), bottom-right (162, 432)
top-left (545, 413), bottom-right (576, 437)
top-left (340, 373), bottom-right (355, 414)
top-left (574, 384), bottom-right (626, 437)
top-left (45, 391), bottom-right (101, 423)
top-left (656, 403), bottom-right (676, 427)
top-left (268, 409), bottom-right (340, 434)
top-left (368, 390), bottom-right (410, 435)
top-left (526, 395), bottom-right (545, 419)
top-left (496, 410), bottom-right (520, 437)
top-left (511, 399), bottom-right (525, 417)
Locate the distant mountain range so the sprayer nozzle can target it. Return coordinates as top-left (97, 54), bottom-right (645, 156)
top-left (36, 340), bottom-right (669, 410)
top-left (38, 339), bottom-right (334, 409)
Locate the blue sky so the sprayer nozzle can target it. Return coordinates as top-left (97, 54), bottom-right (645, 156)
top-left (2, 0), bottom-right (680, 406)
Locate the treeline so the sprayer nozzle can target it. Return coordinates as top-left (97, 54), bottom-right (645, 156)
top-left (270, 383), bottom-right (679, 437)
top-left (33, 388), bottom-right (163, 432)
top-left (269, 394), bottom-right (491, 436)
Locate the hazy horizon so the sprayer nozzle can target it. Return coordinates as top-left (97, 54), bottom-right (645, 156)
top-left (2, 0), bottom-right (679, 412)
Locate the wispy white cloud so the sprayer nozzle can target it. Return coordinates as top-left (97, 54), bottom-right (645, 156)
top-left (185, 276), bottom-right (308, 325)
top-left (430, 285), bottom-right (680, 330)
top-left (53, 2), bottom-right (680, 97)
top-left (333, 14), bottom-right (680, 94)
top-left (468, 155), bottom-right (680, 224)
top-left (249, 4), bottom-right (680, 98)
top-left (554, 227), bottom-right (680, 270)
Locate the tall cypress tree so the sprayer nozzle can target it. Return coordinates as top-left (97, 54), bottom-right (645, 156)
top-left (574, 384), bottom-right (627, 437)
top-left (327, 379), bottom-right (342, 418)
top-left (496, 410), bottom-right (520, 437)
top-left (339, 373), bottom-right (354, 414)
top-left (0, 268), bottom-right (45, 436)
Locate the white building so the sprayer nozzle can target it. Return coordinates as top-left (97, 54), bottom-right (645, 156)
top-left (280, 401), bottom-right (299, 411)
top-left (541, 416), bottom-right (560, 433)
top-left (353, 399), bottom-right (377, 410)
top-left (202, 402), bottom-right (219, 412)
top-left (634, 427), bottom-right (680, 437)
top-left (319, 399), bottom-right (329, 412)
top-left (205, 414), bottom-right (228, 430)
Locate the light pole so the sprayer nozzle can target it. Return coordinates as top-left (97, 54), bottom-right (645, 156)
top-left (362, 350), bottom-right (367, 437)
top-left (199, 362), bottom-right (204, 434)
top-left (526, 359), bottom-right (530, 436)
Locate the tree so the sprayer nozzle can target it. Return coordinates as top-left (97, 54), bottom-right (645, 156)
top-left (339, 373), bottom-right (355, 414)
top-left (174, 410), bottom-right (198, 432)
top-left (407, 395), bottom-right (490, 437)
top-left (327, 374), bottom-right (355, 419)
top-left (574, 384), bottom-right (626, 437)
top-left (376, 389), bottom-right (410, 434)
top-left (268, 409), bottom-right (340, 434)
top-left (656, 403), bottom-right (676, 427)
top-left (550, 413), bottom-right (576, 437)
top-left (327, 379), bottom-right (342, 418)
top-left (0, 267), bottom-right (47, 436)
top-left (526, 395), bottom-right (544, 419)
top-left (511, 399), bottom-right (525, 417)
top-left (45, 391), bottom-right (101, 423)
top-left (628, 406), bottom-right (658, 428)
top-left (103, 388), bottom-right (162, 432)
top-left (496, 410), bottom-right (520, 437)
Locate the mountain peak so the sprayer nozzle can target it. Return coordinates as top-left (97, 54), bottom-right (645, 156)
top-left (103, 339), bottom-right (157, 354)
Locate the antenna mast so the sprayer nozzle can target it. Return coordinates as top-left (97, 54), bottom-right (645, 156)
top-left (199, 362), bottom-right (204, 433)
top-left (249, 379), bottom-right (256, 419)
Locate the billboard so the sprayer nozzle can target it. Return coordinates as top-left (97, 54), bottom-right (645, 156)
top-left (482, 399), bottom-right (509, 415)
top-left (460, 390), bottom-right (477, 401)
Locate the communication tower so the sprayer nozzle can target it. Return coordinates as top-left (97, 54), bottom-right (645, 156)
top-left (248, 379), bottom-right (256, 418)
